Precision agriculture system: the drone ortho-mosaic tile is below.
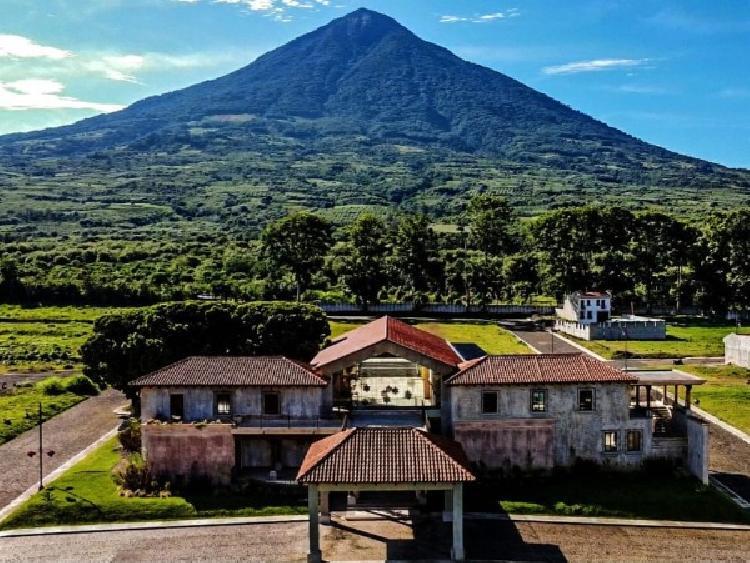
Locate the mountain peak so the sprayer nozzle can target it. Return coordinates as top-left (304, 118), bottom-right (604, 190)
top-left (321, 7), bottom-right (408, 43)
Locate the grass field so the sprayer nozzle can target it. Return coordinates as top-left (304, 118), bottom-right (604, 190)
top-left (0, 305), bottom-right (134, 373)
top-left (476, 469), bottom-right (749, 524)
top-left (677, 364), bottom-right (750, 434)
top-left (328, 320), bottom-right (531, 355)
top-left (0, 377), bottom-right (91, 445)
top-left (571, 323), bottom-right (750, 359)
top-left (0, 437), bottom-right (307, 530)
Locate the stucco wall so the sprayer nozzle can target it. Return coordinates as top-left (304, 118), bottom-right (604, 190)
top-left (140, 386), bottom-right (327, 422)
top-left (142, 424), bottom-right (235, 485)
top-left (555, 319), bottom-right (666, 341)
top-left (686, 414), bottom-right (709, 484)
top-left (449, 383), bottom-right (651, 468)
top-left (725, 333), bottom-right (750, 368)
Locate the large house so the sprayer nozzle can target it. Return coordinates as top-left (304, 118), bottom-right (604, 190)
top-left (131, 316), bottom-right (709, 488)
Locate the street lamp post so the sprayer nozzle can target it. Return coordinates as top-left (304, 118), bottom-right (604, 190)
top-left (26, 402), bottom-right (55, 491)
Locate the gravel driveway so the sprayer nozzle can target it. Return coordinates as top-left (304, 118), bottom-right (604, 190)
top-left (2, 518), bottom-right (750, 562)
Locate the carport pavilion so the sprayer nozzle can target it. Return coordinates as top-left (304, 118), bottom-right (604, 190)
top-left (296, 426), bottom-right (476, 562)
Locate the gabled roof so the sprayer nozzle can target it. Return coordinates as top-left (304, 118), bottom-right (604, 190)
top-left (130, 356), bottom-right (326, 387)
top-left (297, 427), bottom-right (475, 484)
top-left (575, 291), bottom-right (610, 298)
top-left (311, 316), bottom-right (460, 369)
top-left (447, 353), bottom-right (636, 386)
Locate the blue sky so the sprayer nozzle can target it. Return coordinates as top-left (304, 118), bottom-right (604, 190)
top-left (1, 0), bottom-right (749, 168)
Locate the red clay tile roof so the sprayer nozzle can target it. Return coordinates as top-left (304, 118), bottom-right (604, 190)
top-left (447, 353), bottom-right (636, 386)
top-left (130, 356), bottom-right (326, 387)
top-left (311, 316), bottom-right (460, 369)
top-left (578, 291), bottom-right (610, 298)
top-left (297, 427), bottom-right (475, 484)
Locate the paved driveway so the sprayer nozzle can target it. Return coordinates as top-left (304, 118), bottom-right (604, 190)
top-left (0, 389), bottom-right (126, 510)
top-left (2, 518), bottom-right (750, 562)
top-left (511, 330), bottom-right (580, 354)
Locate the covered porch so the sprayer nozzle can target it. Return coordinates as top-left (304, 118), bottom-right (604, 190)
top-left (629, 370), bottom-right (706, 435)
top-left (297, 427), bottom-right (476, 562)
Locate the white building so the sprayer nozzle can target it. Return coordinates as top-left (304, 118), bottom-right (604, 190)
top-left (556, 291), bottom-right (611, 325)
top-left (724, 333), bottom-right (750, 368)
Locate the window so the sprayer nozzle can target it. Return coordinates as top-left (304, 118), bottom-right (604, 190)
top-left (262, 392), bottom-right (280, 415)
top-left (530, 389), bottom-right (547, 412)
top-left (586, 310), bottom-right (593, 320)
top-left (626, 430), bottom-right (642, 452)
top-left (578, 388), bottom-right (594, 411)
top-left (216, 392), bottom-right (232, 416)
top-left (481, 391), bottom-right (498, 414)
top-left (603, 431), bottom-right (618, 452)
top-left (169, 394), bottom-right (184, 420)
top-left (580, 311), bottom-right (586, 320)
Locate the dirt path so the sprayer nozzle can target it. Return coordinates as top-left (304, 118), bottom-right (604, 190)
top-left (0, 389), bottom-right (126, 510)
top-left (2, 518), bottom-right (750, 562)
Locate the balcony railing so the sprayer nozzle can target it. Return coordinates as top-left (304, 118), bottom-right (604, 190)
top-left (231, 414), bottom-right (343, 430)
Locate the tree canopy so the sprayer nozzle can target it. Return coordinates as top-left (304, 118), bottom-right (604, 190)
top-left (81, 301), bottom-right (330, 397)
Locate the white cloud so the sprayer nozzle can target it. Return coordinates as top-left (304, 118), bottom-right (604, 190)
top-left (440, 9), bottom-right (519, 24)
top-left (0, 35), bottom-right (72, 60)
top-left (543, 58), bottom-right (651, 75)
top-left (0, 79), bottom-right (123, 112)
top-left (191, 0), bottom-right (332, 20)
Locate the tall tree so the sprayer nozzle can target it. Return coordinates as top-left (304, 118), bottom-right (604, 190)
top-left (339, 214), bottom-right (389, 306)
top-left (261, 212), bottom-right (333, 300)
top-left (467, 194), bottom-right (515, 259)
top-left (391, 214), bottom-right (439, 294)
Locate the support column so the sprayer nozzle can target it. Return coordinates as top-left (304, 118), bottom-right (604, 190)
top-left (646, 385), bottom-right (652, 410)
top-left (442, 488), bottom-right (453, 522)
top-left (320, 489), bottom-right (330, 524)
top-left (663, 386), bottom-right (667, 406)
top-left (307, 485), bottom-right (321, 563)
top-left (685, 385), bottom-right (692, 410)
top-left (451, 484), bottom-right (464, 561)
top-left (674, 385), bottom-right (679, 408)
top-left (634, 385), bottom-right (640, 407)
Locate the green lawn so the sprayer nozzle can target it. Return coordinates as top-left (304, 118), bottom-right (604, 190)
top-left (0, 437), bottom-right (306, 530)
top-left (678, 364), bottom-right (750, 434)
top-left (328, 320), bottom-right (531, 355)
top-left (572, 323), bottom-right (750, 360)
top-left (471, 469), bottom-right (750, 524)
top-left (0, 378), bottom-right (89, 445)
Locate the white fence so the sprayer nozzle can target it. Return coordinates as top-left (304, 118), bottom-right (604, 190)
top-left (319, 303), bottom-right (555, 316)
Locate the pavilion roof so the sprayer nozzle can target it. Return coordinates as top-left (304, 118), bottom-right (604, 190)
top-left (297, 427), bottom-right (475, 485)
top-left (311, 316), bottom-right (461, 369)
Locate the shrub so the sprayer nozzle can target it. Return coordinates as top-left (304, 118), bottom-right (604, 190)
top-left (37, 377), bottom-right (65, 396)
top-left (118, 418), bottom-right (142, 452)
top-left (113, 453), bottom-right (153, 493)
top-left (63, 375), bottom-right (99, 396)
